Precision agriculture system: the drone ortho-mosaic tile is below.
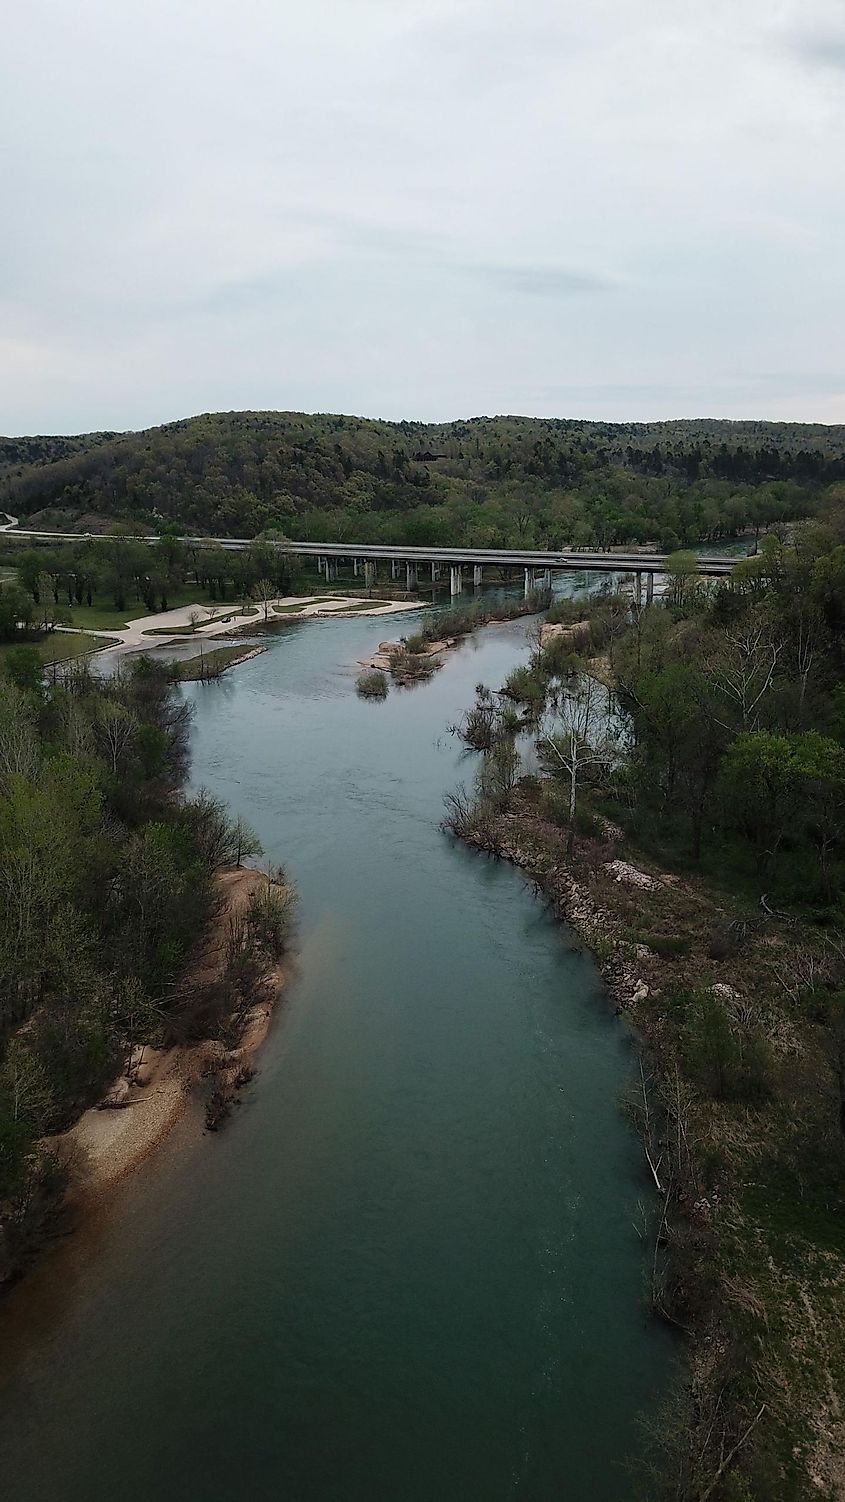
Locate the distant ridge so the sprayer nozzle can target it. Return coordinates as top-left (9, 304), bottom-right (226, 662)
top-left (2, 410), bottom-right (843, 548)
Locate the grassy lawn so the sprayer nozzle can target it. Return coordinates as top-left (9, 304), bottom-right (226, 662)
top-left (0, 584), bottom-right (257, 633)
top-left (0, 631), bottom-right (114, 670)
top-left (266, 597), bottom-right (397, 618)
top-left (141, 607), bottom-right (250, 636)
top-left (336, 599), bottom-right (399, 613)
top-left (165, 644), bottom-right (262, 681)
top-left (141, 627), bottom-right (197, 638)
top-left (269, 597), bottom-right (337, 616)
top-left (59, 588), bottom-right (230, 631)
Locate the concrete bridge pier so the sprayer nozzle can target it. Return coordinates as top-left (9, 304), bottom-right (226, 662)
top-left (473, 564), bottom-right (483, 588)
top-left (431, 561), bottom-right (440, 582)
top-left (646, 572), bottom-right (654, 605)
top-left (363, 561), bottom-right (376, 589)
top-left (526, 567), bottom-right (551, 595)
top-left (635, 571), bottom-right (643, 607)
top-left (450, 565), bottom-right (463, 596)
top-left (390, 559), bottom-right (401, 581)
top-left (406, 562), bottom-right (418, 590)
top-left (352, 558), bottom-right (360, 578)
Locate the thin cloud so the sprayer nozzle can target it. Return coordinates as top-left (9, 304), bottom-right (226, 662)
top-left (785, 28), bottom-right (845, 70)
top-left (469, 265), bottom-right (615, 297)
top-left (1, 0), bottom-right (844, 430)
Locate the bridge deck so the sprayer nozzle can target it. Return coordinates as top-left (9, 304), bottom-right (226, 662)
top-left (3, 528), bottom-right (746, 575)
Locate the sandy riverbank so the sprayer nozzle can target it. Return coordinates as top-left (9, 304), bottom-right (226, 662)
top-left (360, 635), bottom-right (457, 673)
top-left (53, 867), bottom-right (285, 1207)
top-left (56, 592), bottom-right (425, 668)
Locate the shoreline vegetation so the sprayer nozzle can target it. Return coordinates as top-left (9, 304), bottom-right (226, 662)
top-left (165, 644), bottom-right (267, 683)
top-left (443, 531), bottom-right (845, 1501)
top-left (0, 588), bottom-right (426, 688)
top-left (357, 589), bottom-right (552, 692)
top-left (0, 653), bottom-right (296, 1289)
top-left (58, 864), bottom-right (289, 1206)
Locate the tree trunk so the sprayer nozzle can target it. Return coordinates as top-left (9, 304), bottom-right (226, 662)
top-left (691, 805), bottom-right (703, 862)
top-left (567, 759), bottom-right (577, 857)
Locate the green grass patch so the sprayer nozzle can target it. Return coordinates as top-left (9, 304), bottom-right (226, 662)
top-left (51, 603), bottom-right (136, 631)
top-left (57, 587), bottom-right (216, 630)
top-left (0, 631), bottom-right (114, 668)
top-left (263, 597), bottom-right (402, 619)
top-left (269, 597), bottom-right (337, 615)
top-left (745, 1189), bottom-right (845, 1261)
top-left (165, 645), bottom-right (261, 682)
top-left (645, 932), bottom-right (692, 957)
top-left (336, 599), bottom-right (397, 614)
top-left (141, 609), bottom-right (242, 636)
top-left (142, 626), bottom-right (199, 637)
top-left (32, 590), bottom-right (261, 633)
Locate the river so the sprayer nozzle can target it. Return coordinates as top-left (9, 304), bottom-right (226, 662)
top-left (0, 599), bottom-right (674, 1501)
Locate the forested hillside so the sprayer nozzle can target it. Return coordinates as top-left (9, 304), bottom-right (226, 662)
top-left (3, 411), bottom-right (845, 549)
top-left (0, 431), bottom-right (118, 475)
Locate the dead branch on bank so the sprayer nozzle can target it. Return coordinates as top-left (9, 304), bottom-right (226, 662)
top-left (698, 1403), bottom-right (768, 1502)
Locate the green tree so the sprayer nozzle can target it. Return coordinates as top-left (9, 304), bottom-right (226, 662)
top-left (719, 731), bottom-right (799, 867)
top-left (231, 814), bottom-right (262, 867)
top-left (664, 550), bottom-right (699, 609)
top-left (3, 646), bottom-right (43, 694)
top-left (791, 732), bottom-right (845, 898)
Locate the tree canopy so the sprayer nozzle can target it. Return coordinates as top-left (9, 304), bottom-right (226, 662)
top-left (3, 410), bottom-right (844, 549)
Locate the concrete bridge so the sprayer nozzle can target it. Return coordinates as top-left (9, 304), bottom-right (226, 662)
top-left (257, 541), bottom-right (744, 598)
top-left (2, 526), bottom-right (746, 598)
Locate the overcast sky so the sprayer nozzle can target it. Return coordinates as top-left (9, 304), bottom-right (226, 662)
top-left (2, 0), bottom-right (844, 433)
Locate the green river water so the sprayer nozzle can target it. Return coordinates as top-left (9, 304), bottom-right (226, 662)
top-left (0, 600), bottom-right (674, 1501)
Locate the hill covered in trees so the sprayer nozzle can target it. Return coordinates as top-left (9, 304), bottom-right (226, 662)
top-left (3, 411), bottom-right (845, 550)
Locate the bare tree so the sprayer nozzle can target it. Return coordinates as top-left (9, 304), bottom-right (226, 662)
top-left (538, 673), bottom-right (617, 856)
top-left (476, 737), bottom-right (519, 812)
top-left (792, 602), bottom-right (825, 720)
top-left (708, 621), bottom-right (783, 732)
top-left (231, 814), bottom-right (262, 867)
top-left (251, 579), bottom-right (276, 624)
top-left (35, 572), bottom-right (69, 636)
top-left (113, 976), bottom-right (160, 1078)
top-left (97, 699), bottom-right (137, 777)
top-left (0, 1036), bottom-right (54, 1126)
top-left (629, 594), bottom-right (652, 672)
top-left (0, 683), bottom-right (39, 780)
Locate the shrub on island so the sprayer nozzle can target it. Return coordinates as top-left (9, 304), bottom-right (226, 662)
top-left (356, 669), bottom-right (389, 699)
